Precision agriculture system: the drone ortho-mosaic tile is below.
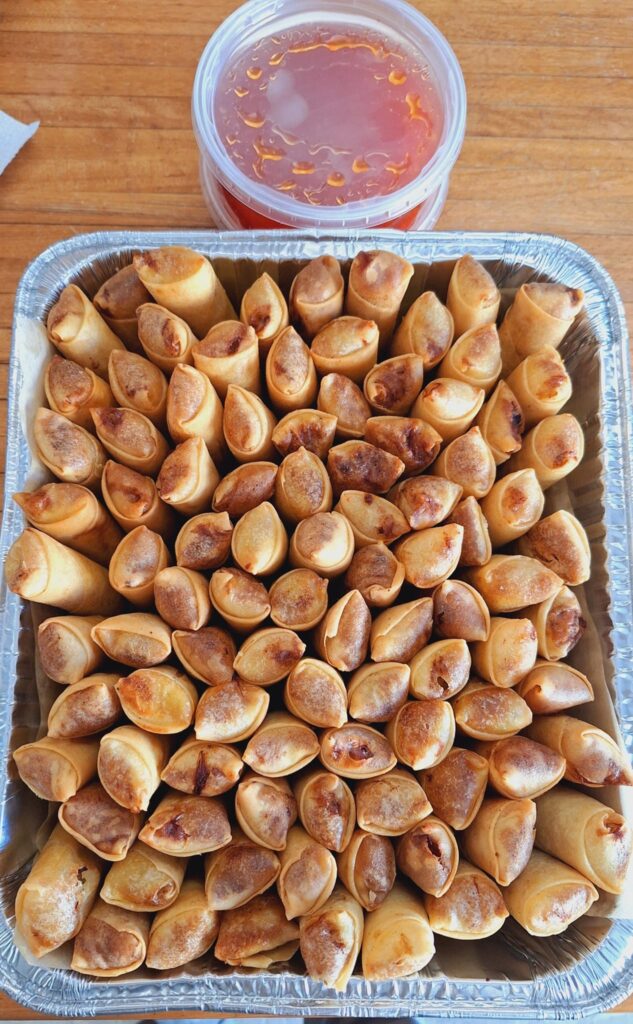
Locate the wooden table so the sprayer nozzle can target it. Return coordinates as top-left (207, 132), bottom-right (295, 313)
top-left (0, 0), bottom-right (632, 1017)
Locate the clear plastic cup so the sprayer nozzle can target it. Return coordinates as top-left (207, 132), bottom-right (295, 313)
top-left (192, 0), bottom-right (466, 230)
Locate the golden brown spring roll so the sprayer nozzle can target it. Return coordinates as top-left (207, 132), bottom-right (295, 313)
top-left (275, 447), bottom-right (333, 522)
top-left (475, 379), bottom-right (525, 465)
top-left (477, 735), bottom-right (566, 799)
top-left (266, 326), bottom-right (317, 412)
top-left (525, 584), bottom-right (585, 661)
top-left (439, 323), bottom-right (502, 395)
top-left (317, 372), bottom-right (370, 439)
top-left (38, 614), bottom-right (104, 685)
top-left (172, 625), bottom-right (236, 686)
top-left (504, 849), bottom-right (597, 936)
top-left (231, 500), bottom-right (288, 575)
top-left (363, 354), bottom-right (425, 415)
top-left (517, 660), bottom-right (594, 715)
top-left (363, 882), bottom-right (437, 979)
top-left (290, 255), bottom-right (344, 339)
top-left (388, 476), bottom-right (462, 532)
top-left (453, 680), bottom-right (533, 741)
top-left (518, 509), bottom-right (590, 586)
top-left (479, 469), bottom-right (545, 547)
top-left (137, 302), bottom-right (197, 372)
top-left (328, 439), bottom-right (406, 500)
top-left (321, 723), bottom-right (397, 779)
top-left (335, 490), bottom-right (409, 547)
top-left (91, 612), bottom-right (172, 668)
top-left (161, 736), bottom-right (243, 796)
top-left (146, 878), bottom-right (220, 970)
top-left (139, 789), bottom-right (231, 857)
top-left (15, 825), bottom-right (101, 958)
top-left (393, 523), bottom-right (464, 589)
top-left (243, 711), bottom-right (319, 777)
top-left (58, 781), bottom-right (142, 861)
top-left (386, 700), bottom-right (456, 771)
top-left (134, 246), bottom-right (235, 336)
top-left (6, 528), bottom-right (122, 615)
top-left (535, 787), bottom-right (633, 895)
top-left (527, 715), bottom-right (633, 787)
top-left (346, 250), bottom-right (413, 345)
top-left (407, 634), bottom-right (471, 700)
top-left (447, 495), bottom-right (492, 567)
top-left (294, 770), bottom-right (355, 852)
top-left (209, 565), bottom-right (271, 632)
top-left (278, 825), bottom-right (337, 919)
top-left (312, 316), bottom-right (379, 383)
top-left (285, 657), bottom-right (347, 728)
top-left (93, 262), bottom-right (151, 350)
top-left (215, 893), bottom-right (299, 968)
top-left (108, 525), bottom-right (170, 607)
top-left (44, 354), bottom-right (114, 429)
top-left (101, 460), bottom-right (175, 536)
top-left (33, 407), bottom-right (106, 490)
top-left (195, 679), bottom-right (270, 743)
top-left (223, 383), bottom-right (276, 462)
top-left (156, 436), bottom-right (219, 515)
top-left (446, 255), bottom-right (500, 338)
top-left (233, 627), bottom-right (305, 687)
top-left (424, 860), bottom-right (508, 939)
top-left (47, 283), bottom-right (125, 377)
top-left (506, 345), bottom-right (572, 428)
top-left (432, 580), bottom-right (490, 642)
top-left (355, 768), bottom-right (431, 836)
top-left (347, 662), bottom-right (410, 724)
top-left (48, 673), bottom-right (121, 738)
top-left (153, 566), bottom-right (211, 630)
top-left (411, 378), bottom-right (485, 443)
top-left (108, 349), bottom-right (168, 426)
top-left (300, 885), bottom-right (363, 991)
top-left (270, 569), bottom-right (329, 631)
top-left (272, 408), bottom-right (338, 459)
top-left (115, 665), bottom-right (198, 735)
top-left (418, 747), bottom-right (488, 831)
top-left (192, 320), bottom-right (260, 398)
top-left (101, 841), bottom-right (186, 911)
top-left (14, 483), bottom-right (121, 565)
top-left (212, 460), bottom-right (277, 516)
top-left (314, 589), bottom-right (371, 671)
top-left (431, 426), bottom-right (496, 500)
top-left (463, 797), bottom-right (536, 886)
top-left (499, 282), bottom-right (584, 371)
top-left (175, 511), bottom-right (232, 571)
top-left (240, 271), bottom-right (289, 353)
top-left (236, 772), bottom-right (298, 851)
top-left (166, 362), bottom-right (225, 462)
top-left (364, 416), bottom-right (442, 477)
top-left (370, 597), bottom-right (434, 663)
top-left (466, 555), bottom-right (562, 613)
top-left (98, 725), bottom-right (169, 812)
top-left (14, 736), bottom-right (98, 802)
top-left (205, 828), bottom-right (280, 910)
top-left (392, 290), bottom-right (454, 367)
top-left (337, 829), bottom-right (395, 912)
top-left (71, 898), bottom-right (150, 977)
top-left (289, 510), bottom-right (355, 578)
top-left (507, 413), bottom-right (585, 490)
top-left (91, 406), bottom-right (170, 476)
top-left (471, 616), bottom-right (538, 688)
top-left (396, 816), bottom-right (459, 898)
top-left (345, 542), bottom-right (405, 608)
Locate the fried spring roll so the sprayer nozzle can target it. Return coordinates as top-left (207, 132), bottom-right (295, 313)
top-left (525, 584), bottom-right (586, 661)
top-left (156, 436), bottom-right (219, 516)
top-left (471, 616), bottom-right (538, 688)
top-left (108, 525), bottom-right (170, 607)
top-left (475, 379), bottom-right (525, 464)
top-left (108, 349), bottom-right (168, 426)
top-left (139, 789), bottom-right (232, 857)
top-left (14, 736), bottom-right (98, 803)
top-left (91, 406), bottom-right (170, 477)
top-left (386, 700), bottom-right (456, 771)
top-left (432, 580), bottom-right (491, 642)
top-left (115, 665), bottom-right (198, 734)
top-left (91, 612), bottom-right (172, 667)
top-left (272, 408), bottom-right (338, 459)
top-left (172, 625), bottom-right (236, 686)
top-left (295, 770), bottom-right (355, 852)
top-left (314, 589), bottom-right (371, 671)
top-left (345, 542), bottom-right (405, 608)
top-left (506, 345), bottom-right (572, 428)
top-left (98, 725), bottom-right (169, 812)
top-left (101, 841), bottom-right (186, 911)
top-left (192, 320), bottom-right (260, 398)
top-left (393, 523), bottom-right (463, 589)
top-left (447, 495), bottom-right (492, 567)
top-left (388, 476), bottom-right (462, 532)
top-left (93, 262), bottom-right (151, 350)
top-left (137, 302), bottom-right (197, 372)
top-left (418, 747), bottom-right (488, 831)
top-left (44, 354), bottom-right (114, 429)
top-left (518, 509), bottom-right (591, 586)
top-left (355, 768), bottom-right (431, 836)
top-left (33, 407), bottom-right (106, 489)
top-left (134, 246), bottom-right (235, 336)
top-left (370, 597), bottom-right (434, 663)
top-left (321, 723), bottom-right (397, 779)
top-left (266, 326), bottom-right (317, 411)
top-left (146, 878), bottom-right (220, 970)
top-left (15, 825), bottom-right (101, 958)
top-left (453, 680), bottom-right (533, 741)
top-left (446, 255), bottom-right (500, 338)
top-left (347, 662), bottom-right (410, 723)
top-left (479, 469), bottom-right (545, 547)
top-left (423, 860), bottom-right (508, 939)
top-left (233, 627), bottom-right (305, 687)
top-left (223, 383), bottom-right (276, 462)
top-left (395, 816), bottom-right (459, 897)
top-left (439, 323), bottom-right (502, 395)
top-left (431, 426), bottom-right (496, 500)
top-left (409, 638), bottom-right (471, 701)
top-left (209, 565), bottom-right (271, 632)
top-left (346, 250), bottom-right (414, 345)
top-left (175, 511), bottom-right (233, 570)
top-left (364, 416), bottom-right (442, 476)
top-left (241, 271), bottom-right (289, 353)
top-left (285, 657), bottom-right (347, 728)
top-left (275, 446), bottom-right (333, 522)
top-left (517, 660), bottom-right (594, 715)
top-left (231, 500), bottom-right (288, 575)
top-left (71, 899), bottom-right (149, 977)
top-left (477, 735), bottom-right (566, 799)
top-left (205, 828), bottom-right (281, 910)
top-left (195, 679), bottom-right (270, 743)
top-left (37, 614), bottom-right (104, 685)
top-left (47, 283), bottom-right (124, 377)
top-left (243, 711), bottom-right (319, 777)
top-left (270, 570), bottom-right (329, 632)
top-left (463, 797), bottom-right (536, 886)
top-left (466, 555), bottom-right (563, 613)
top-left (162, 736), bottom-right (243, 797)
top-left (58, 781), bottom-right (142, 861)
top-left (499, 282), bottom-right (584, 372)
top-left (212, 460), bottom-right (277, 517)
top-left (14, 483), bottom-right (121, 565)
top-left (411, 378), bottom-right (485, 443)
top-left (290, 255), bottom-right (344, 339)
top-left (363, 354), bottom-right (425, 415)
top-left (6, 528), bottom-right (122, 615)
top-left (318, 372), bottom-right (370, 439)
top-left (300, 885), bottom-right (363, 991)
top-left (507, 413), bottom-right (585, 490)
top-left (327, 439), bottom-right (405, 496)
top-left (289, 510), bottom-right (355, 578)
top-left (392, 290), bottom-right (454, 367)
top-left (166, 362), bottom-right (225, 462)
top-left (278, 825), bottom-right (337, 918)
top-left (101, 460), bottom-right (175, 536)
top-left (504, 850), bottom-right (597, 936)
top-left (48, 673), bottom-right (121, 738)
top-left (335, 490), bottom-right (409, 547)
top-left (153, 566), bottom-right (211, 631)
top-left (311, 316), bottom-right (379, 382)
top-left (527, 715), bottom-right (633, 787)
top-left (236, 772), bottom-right (298, 851)
top-left (215, 893), bottom-right (299, 968)
top-left (337, 829), bottom-right (395, 912)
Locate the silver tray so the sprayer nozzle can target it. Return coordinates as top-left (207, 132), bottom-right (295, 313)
top-left (2, 229), bottom-right (633, 1019)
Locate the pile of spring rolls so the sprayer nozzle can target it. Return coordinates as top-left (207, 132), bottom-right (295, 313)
top-left (5, 246), bottom-right (633, 987)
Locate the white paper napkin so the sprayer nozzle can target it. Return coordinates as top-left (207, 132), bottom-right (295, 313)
top-left (0, 110), bottom-right (39, 175)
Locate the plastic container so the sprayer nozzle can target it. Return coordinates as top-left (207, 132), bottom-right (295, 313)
top-left (192, 0), bottom-right (466, 230)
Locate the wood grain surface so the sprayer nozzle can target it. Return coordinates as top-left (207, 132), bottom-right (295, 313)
top-left (0, 0), bottom-right (632, 1017)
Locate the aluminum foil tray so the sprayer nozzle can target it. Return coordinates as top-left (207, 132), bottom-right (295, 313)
top-left (2, 230), bottom-right (633, 1018)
